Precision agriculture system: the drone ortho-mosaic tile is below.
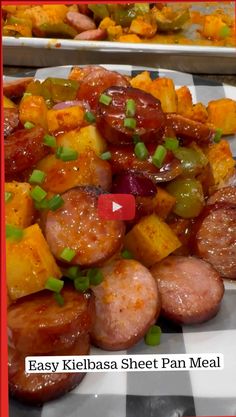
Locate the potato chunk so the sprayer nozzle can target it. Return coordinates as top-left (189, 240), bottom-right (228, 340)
top-left (5, 182), bottom-right (35, 228)
top-left (6, 224), bottom-right (62, 300)
top-left (57, 126), bottom-right (107, 156)
top-left (19, 95), bottom-right (48, 129)
top-left (207, 98), bottom-right (236, 135)
top-left (149, 78), bottom-right (177, 113)
top-left (47, 105), bottom-right (84, 133)
top-left (205, 140), bottom-right (235, 187)
top-left (124, 214), bottom-right (181, 267)
top-left (130, 71), bottom-right (152, 93)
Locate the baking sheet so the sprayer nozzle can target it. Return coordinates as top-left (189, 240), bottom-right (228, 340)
top-left (5, 64), bottom-right (236, 417)
top-left (3, 2), bottom-right (236, 74)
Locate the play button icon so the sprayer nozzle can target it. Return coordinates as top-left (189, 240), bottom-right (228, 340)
top-left (98, 194), bottom-right (136, 220)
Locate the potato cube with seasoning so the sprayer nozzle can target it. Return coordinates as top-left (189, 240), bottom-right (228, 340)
top-left (5, 182), bottom-right (35, 228)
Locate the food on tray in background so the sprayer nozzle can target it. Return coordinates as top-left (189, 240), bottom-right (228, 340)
top-left (4, 65), bottom-right (236, 404)
top-left (2, 2), bottom-right (235, 46)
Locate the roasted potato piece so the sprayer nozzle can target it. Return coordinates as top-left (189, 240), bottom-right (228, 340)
top-left (176, 86), bottom-right (193, 116)
top-left (205, 140), bottom-right (236, 187)
top-left (47, 105), bottom-right (85, 133)
top-left (117, 34), bottom-right (141, 42)
top-left (149, 77), bottom-right (177, 113)
top-left (99, 17), bottom-right (116, 30)
top-left (129, 16), bottom-right (157, 38)
top-left (130, 71), bottom-right (152, 93)
top-left (6, 224), bottom-right (62, 300)
top-left (5, 182), bottom-right (35, 228)
top-left (207, 98), bottom-right (236, 135)
top-left (125, 214), bottom-right (181, 267)
top-left (19, 95), bottom-right (48, 129)
top-left (137, 187), bottom-right (176, 219)
top-left (201, 15), bottom-right (231, 41)
top-left (57, 126), bottom-right (107, 156)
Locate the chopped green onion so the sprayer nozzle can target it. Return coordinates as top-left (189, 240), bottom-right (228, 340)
top-left (29, 169), bottom-right (46, 185)
top-left (134, 142), bottom-right (149, 160)
top-left (124, 117), bottom-right (136, 130)
top-left (99, 94), bottom-right (112, 106)
top-left (88, 268), bottom-right (103, 286)
top-left (23, 92), bottom-right (32, 99)
top-left (213, 128), bottom-right (223, 143)
top-left (219, 25), bottom-right (230, 38)
top-left (60, 247), bottom-right (76, 262)
top-left (5, 191), bottom-right (13, 203)
top-left (54, 292), bottom-right (64, 307)
top-left (56, 146), bottom-right (78, 162)
top-left (30, 186), bottom-right (47, 202)
top-left (74, 276), bottom-right (90, 292)
top-left (34, 199), bottom-right (49, 210)
top-left (145, 325), bottom-right (162, 346)
top-left (65, 266), bottom-right (80, 280)
top-left (100, 151), bottom-right (111, 160)
top-left (164, 137), bottom-right (179, 151)
top-left (133, 134), bottom-right (141, 144)
top-left (24, 121), bottom-right (35, 129)
top-left (45, 277), bottom-right (64, 293)
top-left (121, 249), bottom-right (133, 259)
top-left (6, 224), bottom-right (23, 241)
top-left (126, 99), bottom-right (136, 117)
top-left (43, 134), bottom-right (57, 148)
top-left (85, 111), bottom-right (96, 123)
top-left (48, 194), bottom-right (64, 211)
top-left (152, 145), bottom-right (167, 168)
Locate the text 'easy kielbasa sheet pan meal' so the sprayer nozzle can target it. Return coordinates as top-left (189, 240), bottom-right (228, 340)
top-left (2, 2), bottom-right (236, 73)
top-left (4, 64), bottom-right (236, 417)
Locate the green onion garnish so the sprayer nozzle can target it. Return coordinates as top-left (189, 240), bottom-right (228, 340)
top-left (100, 151), bottom-right (111, 160)
top-left (24, 121), bottom-right (35, 129)
top-left (164, 137), bottom-right (179, 151)
top-left (34, 199), bottom-right (49, 210)
top-left (219, 25), bottom-right (230, 38)
top-left (65, 266), bottom-right (80, 280)
top-left (6, 224), bottom-right (23, 241)
top-left (126, 98), bottom-right (136, 117)
top-left (152, 145), bottom-right (167, 168)
top-left (29, 169), bottom-right (46, 185)
top-left (56, 146), bottom-right (78, 162)
top-left (124, 117), bottom-right (136, 130)
top-left (88, 268), bottom-right (103, 286)
top-left (30, 186), bottom-right (47, 202)
top-left (48, 194), bottom-right (64, 211)
top-left (134, 142), bottom-right (149, 160)
top-left (145, 325), bottom-right (162, 346)
top-left (99, 94), bottom-right (112, 106)
top-left (45, 277), bottom-right (64, 293)
top-left (74, 276), bottom-right (90, 292)
top-left (133, 134), bottom-right (141, 144)
top-left (121, 249), bottom-right (133, 259)
top-left (43, 134), bottom-right (57, 148)
top-left (213, 128), bottom-right (223, 143)
top-left (54, 292), bottom-right (64, 307)
top-left (60, 247), bottom-right (76, 262)
top-left (23, 92), bottom-right (32, 98)
top-left (5, 191), bottom-right (13, 203)
top-left (85, 111), bottom-right (96, 123)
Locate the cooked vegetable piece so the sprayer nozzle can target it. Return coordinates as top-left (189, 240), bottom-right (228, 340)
top-left (130, 16), bottom-right (157, 38)
top-left (3, 96), bottom-right (17, 109)
top-left (136, 187), bottom-right (176, 219)
top-left (130, 71), bottom-right (152, 93)
top-left (201, 15), bottom-right (231, 41)
top-left (47, 105), bottom-right (85, 133)
top-left (124, 214), bottom-right (181, 267)
top-left (19, 95), bottom-right (48, 129)
top-left (166, 178), bottom-right (205, 218)
top-left (6, 223), bottom-right (62, 300)
top-left (42, 77), bottom-right (79, 103)
top-left (5, 182), bottom-right (35, 228)
top-left (153, 7), bottom-right (190, 31)
top-left (57, 126), bottom-right (107, 156)
top-left (38, 22), bottom-right (77, 38)
top-left (173, 146), bottom-right (208, 176)
top-left (207, 98), bottom-right (236, 135)
top-left (149, 78), bottom-right (177, 113)
top-left (205, 140), bottom-right (236, 187)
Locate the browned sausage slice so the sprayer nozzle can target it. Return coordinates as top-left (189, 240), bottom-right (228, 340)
top-left (75, 28), bottom-right (107, 40)
top-left (91, 259), bottom-right (161, 350)
top-left (8, 286), bottom-right (95, 354)
top-left (151, 256), bottom-right (224, 324)
top-left (166, 113), bottom-right (215, 144)
top-left (66, 11), bottom-right (96, 32)
top-left (207, 186), bottom-right (236, 205)
top-left (4, 108), bottom-right (19, 138)
top-left (45, 187), bottom-right (125, 266)
top-left (195, 205), bottom-right (236, 279)
top-left (3, 77), bottom-right (33, 99)
top-left (9, 334), bottom-right (89, 405)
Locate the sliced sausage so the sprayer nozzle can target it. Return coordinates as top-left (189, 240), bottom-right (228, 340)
top-left (194, 204), bottom-right (236, 279)
top-left (66, 11), bottom-right (96, 32)
top-left (4, 108), bottom-right (19, 138)
top-left (96, 87), bottom-right (167, 145)
top-left (207, 186), bottom-right (236, 205)
top-left (8, 286), bottom-right (95, 354)
top-left (4, 126), bottom-right (50, 179)
top-left (9, 334), bottom-right (89, 405)
top-left (45, 187), bottom-right (125, 266)
top-left (91, 259), bottom-right (161, 350)
top-left (167, 113), bottom-right (215, 145)
top-left (77, 67), bottom-right (129, 110)
top-left (151, 256), bottom-right (224, 325)
top-left (3, 77), bottom-right (33, 99)
top-left (75, 28), bottom-right (107, 40)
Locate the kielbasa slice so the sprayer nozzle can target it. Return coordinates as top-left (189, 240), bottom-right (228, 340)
top-left (75, 28), bottom-right (107, 40)
top-left (151, 256), bottom-right (224, 325)
top-left (9, 334), bottom-right (90, 405)
top-left (166, 113), bottom-right (215, 144)
top-left (66, 11), bottom-right (96, 32)
top-left (207, 186), bottom-right (236, 205)
top-left (195, 205), bottom-right (236, 279)
top-left (96, 87), bottom-right (167, 145)
top-left (4, 108), bottom-right (19, 138)
top-left (45, 187), bottom-right (125, 266)
top-left (91, 259), bottom-right (161, 350)
top-left (77, 67), bottom-right (129, 110)
top-left (3, 78), bottom-right (33, 99)
top-left (8, 286), bottom-right (95, 354)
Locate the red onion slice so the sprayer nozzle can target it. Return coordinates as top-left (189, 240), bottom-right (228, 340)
top-left (112, 172), bottom-right (157, 197)
top-left (53, 100), bottom-right (90, 111)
